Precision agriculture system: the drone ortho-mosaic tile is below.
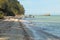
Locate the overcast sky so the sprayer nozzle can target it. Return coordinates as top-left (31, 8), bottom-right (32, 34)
top-left (18, 0), bottom-right (60, 15)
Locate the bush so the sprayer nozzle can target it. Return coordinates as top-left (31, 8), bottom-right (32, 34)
top-left (0, 11), bottom-right (4, 19)
top-left (0, 0), bottom-right (25, 16)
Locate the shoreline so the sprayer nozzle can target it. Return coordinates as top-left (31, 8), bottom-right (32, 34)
top-left (0, 18), bottom-right (32, 40)
top-left (19, 19), bottom-right (60, 40)
top-left (0, 18), bottom-right (60, 40)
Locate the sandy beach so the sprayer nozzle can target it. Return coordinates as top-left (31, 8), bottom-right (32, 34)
top-left (0, 18), bottom-right (30, 40)
top-left (0, 18), bottom-right (60, 40)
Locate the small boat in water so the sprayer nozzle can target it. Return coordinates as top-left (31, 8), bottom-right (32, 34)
top-left (25, 15), bottom-right (34, 18)
top-left (43, 13), bottom-right (50, 16)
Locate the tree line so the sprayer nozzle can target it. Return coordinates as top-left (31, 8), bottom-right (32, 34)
top-left (0, 0), bottom-right (25, 17)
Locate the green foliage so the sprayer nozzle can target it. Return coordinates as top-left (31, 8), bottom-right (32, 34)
top-left (0, 0), bottom-right (25, 16)
top-left (19, 5), bottom-right (25, 15)
top-left (0, 11), bottom-right (4, 19)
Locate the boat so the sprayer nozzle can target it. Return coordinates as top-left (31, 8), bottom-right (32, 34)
top-left (43, 13), bottom-right (50, 16)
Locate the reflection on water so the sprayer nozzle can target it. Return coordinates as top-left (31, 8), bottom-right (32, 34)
top-left (30, 22), bottom-right (60, 37)
top-left (23, 16), bottom-right (60, 40)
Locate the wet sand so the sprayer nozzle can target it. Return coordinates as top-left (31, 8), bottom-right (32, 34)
top-left (0, 18), bottom-right (60, 40)
top-left (0, 18), bottom-right (30, 40)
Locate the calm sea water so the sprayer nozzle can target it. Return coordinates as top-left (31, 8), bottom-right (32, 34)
top-left (24, 16), bottom-right (60, 37)
top-left (24, 16), bottom-right (60, 22)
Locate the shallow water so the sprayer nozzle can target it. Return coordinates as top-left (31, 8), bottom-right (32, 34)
top-left (24, 16), bottom-right (60, 37)
top-left (24, 16), bottom-right (60, 22)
